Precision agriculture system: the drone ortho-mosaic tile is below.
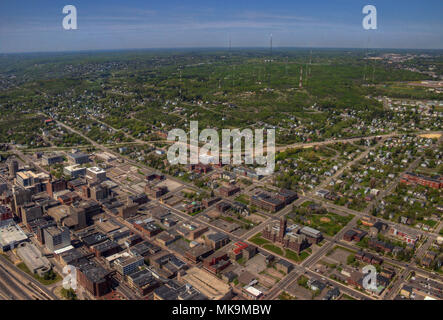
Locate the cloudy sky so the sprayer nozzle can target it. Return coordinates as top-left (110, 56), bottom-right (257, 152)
top-left (0, 0), bottom-right (442, 53)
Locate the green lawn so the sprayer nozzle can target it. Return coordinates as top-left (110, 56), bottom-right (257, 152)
top-left (263, 244), bottom-right (283, 255)
top-left (299, 251), bottom-right (310, 260)
top-left (237, 257), bottom-right (246, 266)
top-left (306, 213), bottom-right (354, 236)
top-left (249, 233), bottom-right (271, 246)
top-left (235, 195), bottom-right (250, 205)
top-left (285, 249), bottom-right (301, 262)
top-left (420, 219), bottom-right (438, 228)
top-left (284, 248), bottom-right (310, 262)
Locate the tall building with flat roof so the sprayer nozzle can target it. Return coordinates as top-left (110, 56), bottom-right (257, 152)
top-left (113, 252), bottom-right (144, 276)
top-left (75, 260), bottom-right (112, 297)
top-left (8, 160), bottom-right (18, 178)
top-left (86, 167), bottom-right (106, 182)
top-left (43, 226), bottom-right (71, 252)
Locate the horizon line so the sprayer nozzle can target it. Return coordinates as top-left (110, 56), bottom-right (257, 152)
top-left (2, 45), bottom-right (443, 56)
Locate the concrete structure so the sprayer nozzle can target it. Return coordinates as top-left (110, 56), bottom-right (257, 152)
top-left (16, 242), bottom-right (51, 277)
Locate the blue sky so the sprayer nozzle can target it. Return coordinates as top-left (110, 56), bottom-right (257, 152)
top-left (0, 0), bottom-right (442, 53)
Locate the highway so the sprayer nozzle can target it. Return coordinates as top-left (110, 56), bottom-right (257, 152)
top-left (0, 255), bottom-right (58, 300)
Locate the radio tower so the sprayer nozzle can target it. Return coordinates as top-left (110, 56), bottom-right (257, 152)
top-left (363, 36), bottom-right (369, 83)
top-left (229, 36), bottom-right (234, 90)
top-left (268, 33), bottom-right (273, 88)
top-left (309, 49), bottom-right (312, 77)
top-left (285, 56), bottom-right (288, 76)
top-left (372, 52), bottom-right (376, 83)
top-left (299, 66), bottom-right (303, 88)
top-left (179, 67), bottom-right (182, 100)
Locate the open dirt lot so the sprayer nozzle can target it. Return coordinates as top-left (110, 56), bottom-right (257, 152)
top-left (157, 179), bottom-right (184, 192)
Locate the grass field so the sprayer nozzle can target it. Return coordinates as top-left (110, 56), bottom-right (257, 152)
top-left (263, 244), bottom-right (284, 256)
top-left (285, 249), bottom-right (310, 262)
top-left (249, 233), bottom-right (271, 246)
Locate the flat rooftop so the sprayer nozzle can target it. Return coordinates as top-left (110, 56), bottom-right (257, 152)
top-left (17, 242), bottom-right (51, 271)
top-left (0, 224), bottom-right (28, 247)
top-left (87, 167), bottom-right (106, 174)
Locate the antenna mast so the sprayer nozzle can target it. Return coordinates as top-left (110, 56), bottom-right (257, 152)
top-left (268, 33), bottom-right (273, 88)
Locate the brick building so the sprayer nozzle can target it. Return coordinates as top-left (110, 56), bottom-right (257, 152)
top-left (401, 172), bottom-right (442, 189)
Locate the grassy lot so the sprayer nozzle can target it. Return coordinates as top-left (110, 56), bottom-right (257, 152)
top-left (237, 257), bottom-right (246, 266)
top-left (285, 249), bottom-right (310, 262)
top-left (305, 213), bottom-right (354, 236)
top-left (420, 219), bottom-right (438, 228)
top-left (279, 291), bottom-right (297, 300)
top-left (299, 251), bottom-right (310, 260)
top-left (235, 194), bottom-right (250, 205)
top-left (263, 244), bottom-right (283, 256)
top-left (249, 233), bottom-right (271, 246)
top-left (17, 262), bottom-right (62, 286)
